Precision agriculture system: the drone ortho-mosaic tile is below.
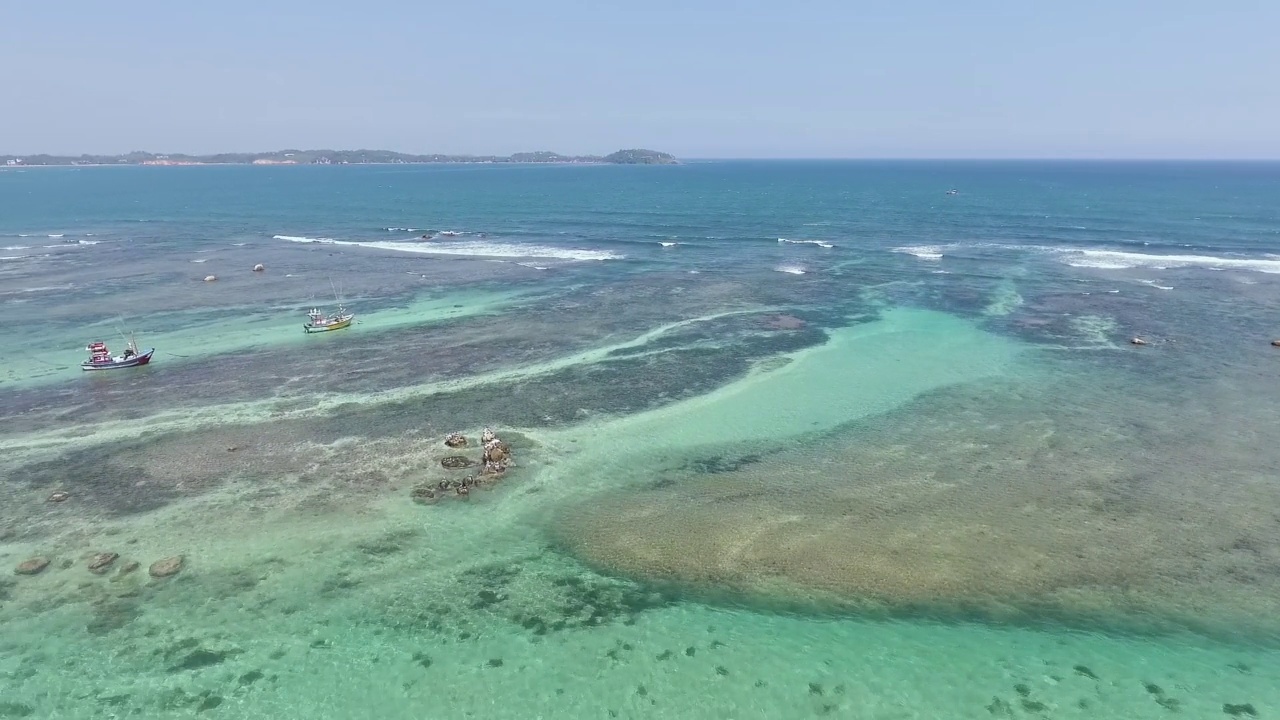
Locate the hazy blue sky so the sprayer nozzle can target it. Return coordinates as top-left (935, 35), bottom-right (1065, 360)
top-left (4, 1), bottom-right (1276, 158)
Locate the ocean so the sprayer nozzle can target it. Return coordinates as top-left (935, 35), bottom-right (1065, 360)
top-left (2, 160), bottom-right (1279, 719)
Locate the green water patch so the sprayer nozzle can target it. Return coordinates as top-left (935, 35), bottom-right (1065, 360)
top-left (535, 306), bottom-right (1022, 471)
top-left (3, 550), bottom-right (1277, 720)
top-left (0, 286), bottom-right (527, 391)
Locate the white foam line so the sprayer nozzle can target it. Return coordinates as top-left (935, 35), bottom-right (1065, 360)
top-left (273, 234), bottom-right (621, 261)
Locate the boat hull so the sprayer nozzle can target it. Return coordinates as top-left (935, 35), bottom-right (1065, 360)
top-left (304, 315), bottom-right (354, 333)
top-left (81, 348), bottom-right (155, 371)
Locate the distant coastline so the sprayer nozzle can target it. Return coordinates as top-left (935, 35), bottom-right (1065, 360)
top-left (0, 148), bottom-right (678, 167)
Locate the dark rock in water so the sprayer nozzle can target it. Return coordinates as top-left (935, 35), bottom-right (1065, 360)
top-left (0, 702), bottom-right (35, 717)
top-left (765, 314), bottom-right (807, 330)
top-left (444, 432), bottom-right (468, 448)
top-left (148, 556), bottom-right (184, 578)
top-left (46, 491), bottom-right (70, 503)
top-left (1224, 703), bottom-right (1257, 717)
top-left (14, 557), bottom-right (50, 575)
top-left (441, 455), bottom-right (475, 469)
top-left (1073, 665), bottom-right (1098, 680)
top-left (411, 485), bottom-right (438, 505)
top-left (88, 553), bottom-right (119, 574)
top-left (118, 561), bottom-right (141, 576)
top-left (169, 648), bottom-right (232, 672)
top-left (86, 598), bottom-right (141, 635)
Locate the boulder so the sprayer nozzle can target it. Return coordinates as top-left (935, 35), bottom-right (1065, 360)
top-left (411, 485), bottom-right (438, 505)
top-left (481, 427), bottom-right (497, 444)
top-left (14, 557), bottom-right (50, 575)
top-left (88, 552), bottom-right (119, 574)
top-left (441, 455), bottom-right (475, 469)
top-left (444, 432), bottom-right (468, 448)
top-left (149, 556), bottom-right (184, 578)
top-left (46, 491), bottom-right (70, 503)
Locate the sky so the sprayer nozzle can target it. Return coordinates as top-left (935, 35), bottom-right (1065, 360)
top-left (3, 1), bottom-right (1277, 158)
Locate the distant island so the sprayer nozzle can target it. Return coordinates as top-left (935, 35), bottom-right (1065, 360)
top-left (0, 148), bottom-right (678, 167)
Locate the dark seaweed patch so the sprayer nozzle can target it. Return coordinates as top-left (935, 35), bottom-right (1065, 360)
top-left (320, 573), bottom-right (361, 595)
top-left (86, 599), bottom-right (142, 636)
top-left (472, 589), bottom-right (507, 609)
top-left (356, 529), bottom-right (420, 556)
top-left (97, 695), bottom-right (130, 708)
top-left (169, 648), bottom-right (234, 673)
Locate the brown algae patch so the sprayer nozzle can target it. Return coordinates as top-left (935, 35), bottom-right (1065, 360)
top-left (553, 378), bottom-right (1280, 639)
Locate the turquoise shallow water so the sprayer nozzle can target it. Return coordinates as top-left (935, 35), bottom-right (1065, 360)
top-left (2, 161), bottom-right (1280, 718)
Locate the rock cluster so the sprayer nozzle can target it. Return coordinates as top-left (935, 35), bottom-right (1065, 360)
top-left (11, 552), bottom-right (185, 579)
top-left (411, 427), bottom-right (516, 506)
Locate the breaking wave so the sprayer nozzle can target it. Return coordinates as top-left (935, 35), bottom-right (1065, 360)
top-left (893, 245), bottom-right (945, 260)
top-left (1059, 249), bottom-right (1280, 274)
top-left (778, 238), bottom-right (834, 249)
top-left (775, 265), bottom-right (807, 275)
top-left (273, 234), bottom-right (620, 261)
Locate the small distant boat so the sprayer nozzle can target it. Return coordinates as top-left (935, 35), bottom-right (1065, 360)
top-left (304, 305), bottom-right (354, 333)
top-left (946, 189), bottom-right (959, 196)
top-left (81, 336), bottom-right (153, 371)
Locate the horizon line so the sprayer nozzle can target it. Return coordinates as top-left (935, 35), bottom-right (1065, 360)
top-left (4, 150), bottom-right (1280, 163)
